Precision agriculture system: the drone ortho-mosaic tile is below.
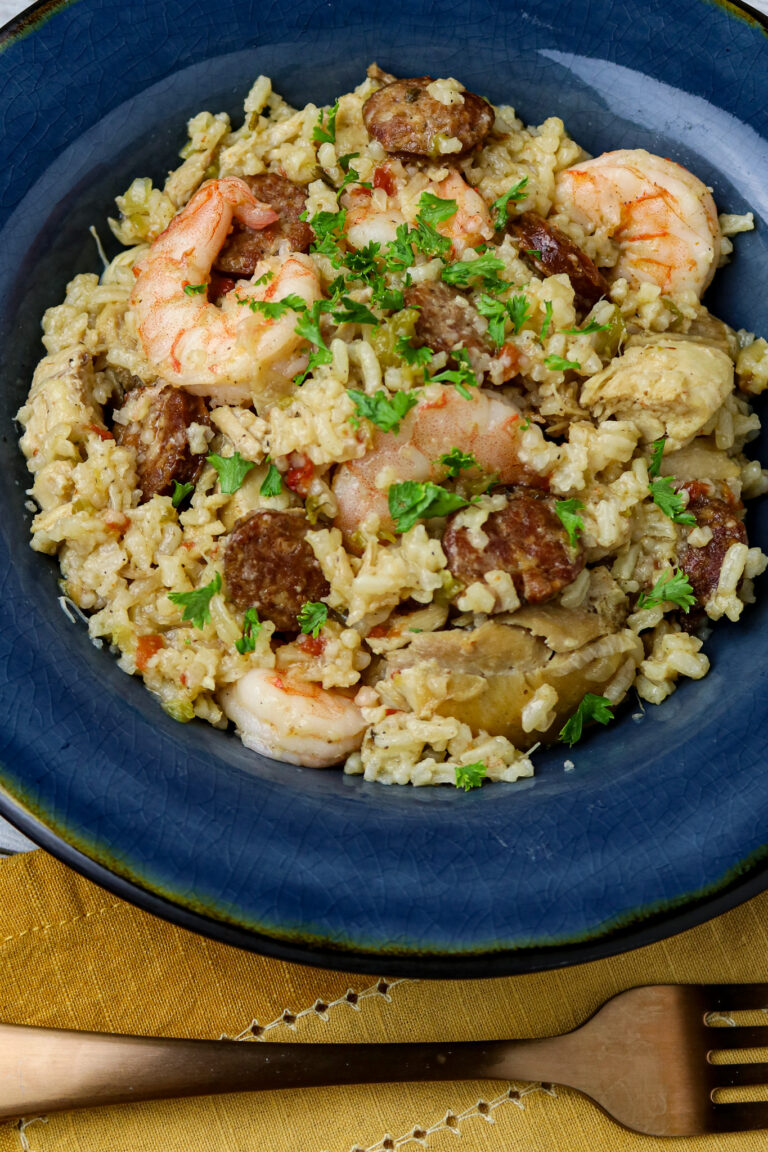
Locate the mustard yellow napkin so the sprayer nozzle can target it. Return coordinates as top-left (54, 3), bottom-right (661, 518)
top-left (1, 849), bottom-right (768, 1152)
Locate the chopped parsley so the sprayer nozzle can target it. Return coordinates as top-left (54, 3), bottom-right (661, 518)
top-left (439, 448), bottom-right (479, 477)
top-left (346, 388), bottom-right (419, 434)
top-left (183, 282), bottom-right (206, 296)
top-left (636, 568), bottom-right (696, 613)
top-left (540, 300), bottom-right (554, 341)
top-left (411, 192), bottom-right (456, 258)
top-left (336, 153), bottom-right (372, 198)
top-left (525, 249), bottom-right (542, 259)
top-left (554, 498), bottom-right (585, 548)
top-left (171, 480), bottom-right (194, 508)
top-left (235, 608), bottom-right (262, 655)
top-left (455, 761), bottom-right (487, 791)
top-left (293, 299), bottom-right (334, 373)
top-left (307, 208), bottom-right (347, 266)
top-left (382, 222), bottom-right (416, 272)
top-left (441, 251), bottom-right (506, 292)
top-left (237, 293), bottom-right (308, 318)
top-left (259, 460), bottom-right (283, 497)
top-left (253, 270), bottom-right (275, 286)
top-left (648, 477), bottom-right (697, 525)
top-left (431, 348), bottom-right (478, 400)
top-left (168, 571), bottom-right (221, 630)
top-left (298, 601), bottom-right (328, 638)
top-left (648, 437), bottom-right (667, 480)
top-left (395, 335), bottom-right (433, 367)
top-left (331, 296), bottom-right (378, 326)
top-left (345, 242), bottom-right (382, 282)
top-left (312, 99), bottom-right (339, 145)
top-left (545, 354), bottom-right (581, 372)
top-left (559, 693), bottom-right (614, 746)
top-left (490, 177), bottom-right (529, 230)
top-left (561, 319), bottom-right (610, 334)
top-left (388, 479), bottom-right (469, 534)
top-left (371, 279), bottom-right (405, 311)
top-left (207, 451), bottom-right (255, 495)
top-left (508, 294), bottom-right (531, 335)
top-left (475, 294), bottom-right (509, 347)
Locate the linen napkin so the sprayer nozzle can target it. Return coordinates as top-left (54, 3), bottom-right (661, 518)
top-left (1, 848), bottom-right (767, 1152)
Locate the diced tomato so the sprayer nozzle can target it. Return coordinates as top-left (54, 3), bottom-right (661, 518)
top-left (86, 423), bottom-right (114, 441)
top-left (136, 634), bottom-right (164, 672)
top-left (299, 634), bottom-right (326, 656)
top-left (285, 458), bottom-right (315, 496)
top-left (373, 166), bottom-right (397, 196)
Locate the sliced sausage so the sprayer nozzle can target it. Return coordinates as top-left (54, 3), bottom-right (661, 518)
top-left (214, 173), bottom-right (312, 277)
top-left (443, 490), bottom-right (584, 605)
top-left (114, 385), bottom-right (210, 502)
top-left (678, 487), bottom-right (747, 605)
top-left (506, 211), bottom-right (609, 313)
top-left (404, 281), bottom-right (492, 368)
top-left (363, 76), bottom-right (494, 157)
top-left (224, 509), bottom-right (330, 630)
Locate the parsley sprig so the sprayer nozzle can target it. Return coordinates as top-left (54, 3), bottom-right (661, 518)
top-left (259, 460), bottom-right (283, 497)
top-left (235, 608), bottom-right (262, 655)
top-left (207, 451), bottom-right (255, 495)
top-left (490, 177), bottom-right (529, 230)
top-left (455, 762), bottom-right (487, 791)
top-left (168, 572), bottom-right (221, 630)
top-left (554, 499), bottom-right (585, 549)
top-left (545, 354), bottom-right (581, 372)
top-left (171, 480), bottom-right (194, 508)
top-left (648, 477), bottom-right (696, 525)
top-left (439, 448), bottom-right (479, 477)
top-left (441, 251), bottom-right (506, 292)
top-left (346, 388), bottom-right (419, 434)
top-left (559, 693), bottom-right (614, 746)
top-left (431, 348), bottom-right (478, 400)
top-left (388, 480), bottom-right (469, 534)
top-left (648, 437), bottom-right (666, 480)
top-left (395, 336), bottom-right (433, 368)
top-left (636, 568), bottom-right (696, 613)
top-left (183, 282), bottom-right (206, 296)
top-left (298, 601), bottom-right (328, 638)
top-left (312, 99), bottom-right (339, 145)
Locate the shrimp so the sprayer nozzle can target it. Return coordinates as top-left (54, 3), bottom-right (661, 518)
top-left (554, 149), bottom-right (721, 298)
top-left (219, 667), bottom-right (366, 767)
top-left (345, 170), bottom-right (493, 257)
top-left (131, 177), bottom-right (323, 407)
top-left (332, 383), bottom-right (550, 539)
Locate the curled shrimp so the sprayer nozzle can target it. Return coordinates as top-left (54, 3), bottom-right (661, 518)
top-left (554, 149), bottom-right (721, 298)
top-left (332, 383), bottom-right (548, 539)
top-left (345, 170), bottom-right (493, 257)
top-left (131, 177), bottom-right (323, 407)
top-left (219, 667), bottom-right (366, 767)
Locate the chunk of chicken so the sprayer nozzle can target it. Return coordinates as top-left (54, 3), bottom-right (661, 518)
top-left (579, 341), bottom-right (733, 451)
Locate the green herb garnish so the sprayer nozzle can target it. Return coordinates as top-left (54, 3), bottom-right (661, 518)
top-left (298, 601), bottom-right (329, 638)
top-left (312, 99), bottom-right (339, 145)
top-left (554, 498), bottom-right (585, 548)
top-left (648, 437), bottom-right (667, 480)
top-left (438, 448), bottom-right (479, 477)
top-left (490, 177), bottom-right (529, 230)
top-left (171, 480), bottom-right (194, 508)
top-left (207, 451), bottom-right (255, 495)
top-left (648, 477), bottom-right (697, 525)
top-left (431, 348), bottom-right (478, 400)
top-left (455, 761), bottom-right (487, 791)
top-left (545, 354), bottom-right (581, 372)
top-left (636, 568), bottom-right (696, 613)
top-left (388, 480), bottom-right (469, 533)
top-left (235, 607), bottom-right (262, 655)
top-left (259, 460), bottom-right (283, 497)
top-left (168, 571), bottom-right (221, 630)
top-left (559, 693), bottom-right (614, 746)
top-left (183, 282), bottom-right (206, 296)
top-left (346, 388), bottom-right (419, 434)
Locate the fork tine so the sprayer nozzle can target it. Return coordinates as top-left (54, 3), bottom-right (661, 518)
top-left (706, 985), bottom-right (768, 1012)
top-left (710, 1101), bottom-right (768, 1132)
top-left (708, 1026), bottom-right (768, 1050)
top-left (714, 1063), bottom-right (768, 1087)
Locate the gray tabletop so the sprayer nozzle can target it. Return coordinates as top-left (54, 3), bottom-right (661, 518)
top-left (1, 0), bottom-right (766, 855)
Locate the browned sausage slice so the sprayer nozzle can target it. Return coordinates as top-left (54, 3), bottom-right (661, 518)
top-left (678, 487), bottom-right (747, 605)
top-left (506, 211), bottom-right (609, 313)
top-left (363, 76), bottom-right (494, 157)
top-left (404, 281), bottom-right (492, 366)
top-left (214, 174), bottom-right (312, 277)
top-left (443, 490), bottom-right (584, 604)
top-left (224, 509), bottom-right (330, 630)
top-left (114, 386), bottom-right (210, 502)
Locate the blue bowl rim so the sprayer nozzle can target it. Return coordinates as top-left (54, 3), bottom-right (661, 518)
top-left (2, 0), bottom-right (768, 978)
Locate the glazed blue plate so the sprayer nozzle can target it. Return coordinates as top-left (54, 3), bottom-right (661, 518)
top-left (1, 0), bottom-right (768, 976)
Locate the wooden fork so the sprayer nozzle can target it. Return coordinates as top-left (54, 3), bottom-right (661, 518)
top-left (3, 984), bottom-right (768, 1135)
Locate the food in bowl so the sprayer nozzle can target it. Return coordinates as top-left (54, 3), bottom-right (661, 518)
top-left (16, 65), bottom-right (768, 787)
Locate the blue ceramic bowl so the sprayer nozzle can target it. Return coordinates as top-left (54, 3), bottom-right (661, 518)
top-left (1, 0), bottom-right (768, 976)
